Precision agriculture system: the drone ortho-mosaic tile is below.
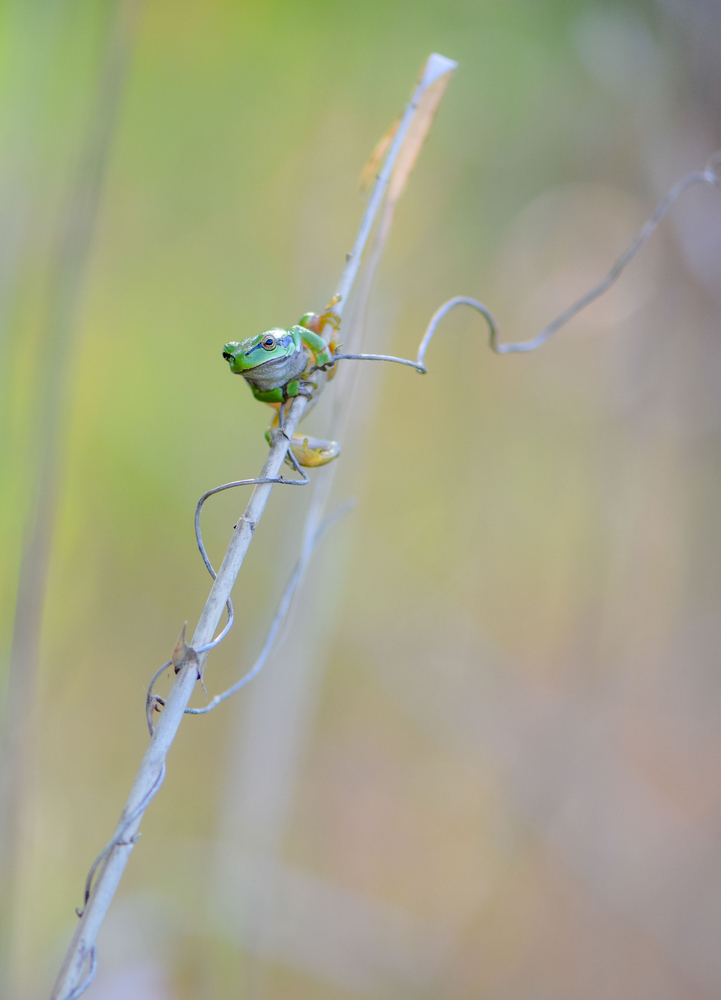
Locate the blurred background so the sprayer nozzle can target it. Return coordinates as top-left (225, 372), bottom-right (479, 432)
top-left (0, 0), bottom-right (719, 998)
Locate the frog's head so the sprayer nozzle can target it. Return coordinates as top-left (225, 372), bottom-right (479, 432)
top-left (223, 329), bottom-right (297, 374)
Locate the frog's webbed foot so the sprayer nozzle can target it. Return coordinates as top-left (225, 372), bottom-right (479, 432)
top-left (299, 295), bottom-right (342, 337)
top-left (316, 309), bottom-right (341, 334)
top-left (287, 435), bottom-right (340, 468)
top-left (266, 408), bottom-right (338, 466)
top-left (301, 311), bottom-right (340, 337)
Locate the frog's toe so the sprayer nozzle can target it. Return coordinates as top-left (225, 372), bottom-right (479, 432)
top-left (317, 309), bottom-right (341, 333)
top-left (290, 435), bottom-right (340, 467)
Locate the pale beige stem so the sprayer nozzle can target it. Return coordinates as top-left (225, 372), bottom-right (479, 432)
top-left (49, 51), bottom-right (457, 1000)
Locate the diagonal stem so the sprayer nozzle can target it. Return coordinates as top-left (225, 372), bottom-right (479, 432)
top-left (49, 404), bottom-right (306, 998)
top-left (49, 51), bottom-right (456, 1000)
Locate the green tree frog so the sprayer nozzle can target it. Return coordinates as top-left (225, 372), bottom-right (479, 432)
top-left (222, 305), bottom-right (341, 467)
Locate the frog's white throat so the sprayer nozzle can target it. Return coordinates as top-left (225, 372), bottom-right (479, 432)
top-left (241, 348), bottom-right (309, 393)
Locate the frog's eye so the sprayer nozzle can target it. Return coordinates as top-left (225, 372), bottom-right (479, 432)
top-left (222, 350), bottom-right (233, 361)
top-left (261, 334), bottom-right (277, 351)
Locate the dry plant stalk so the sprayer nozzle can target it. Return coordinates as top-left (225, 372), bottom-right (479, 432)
top-left (45, 43), bottom-right (721, 999)
top-left (50, 52), bottom-right (457, 1000)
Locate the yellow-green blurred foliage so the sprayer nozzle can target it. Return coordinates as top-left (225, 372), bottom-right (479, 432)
top-left (0, 0), bottom-right (719, 998)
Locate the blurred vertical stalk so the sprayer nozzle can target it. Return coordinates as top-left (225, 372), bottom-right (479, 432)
top-left (0, 0), bottom-right (145, 994)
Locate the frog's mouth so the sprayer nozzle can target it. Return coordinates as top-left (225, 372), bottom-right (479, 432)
top-left (240, 349), bottom-right (309, 393)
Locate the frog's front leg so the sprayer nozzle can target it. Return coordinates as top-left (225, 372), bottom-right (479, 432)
top-left (249, 379), bottom-right (312, 406)
top-left (250, 385), bottom-right (283, 405)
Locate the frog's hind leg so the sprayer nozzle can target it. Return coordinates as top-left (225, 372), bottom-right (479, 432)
top-left (270, 384), bottom-right (309, 437)
top-left (289, 434), bottom-right (340, 467)
top-left (265, 406), bottom-right (285, 450)
top-left (265, 408), bottom-right (339, 467)
top-left (299, 298), bottom-right (342, 360)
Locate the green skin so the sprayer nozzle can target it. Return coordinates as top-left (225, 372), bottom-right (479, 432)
top-left (222, 317), bottom-right (340, 467)
top-left (222, 322), bottom-right (332, 404)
